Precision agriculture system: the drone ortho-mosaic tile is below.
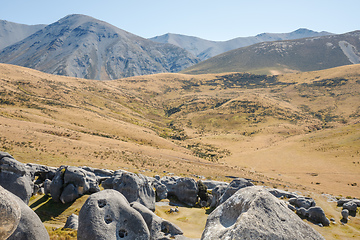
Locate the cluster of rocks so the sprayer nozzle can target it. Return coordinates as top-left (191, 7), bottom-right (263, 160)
top-left (0, 151), bottom-right (336, 239)
top-left (337, 198), bottom-right (360, 223)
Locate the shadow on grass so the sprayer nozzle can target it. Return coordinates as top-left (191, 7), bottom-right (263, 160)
top-left (30, 195), bottom-right (73, 222)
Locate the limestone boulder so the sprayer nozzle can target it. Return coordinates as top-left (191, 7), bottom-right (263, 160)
top-left (113, 172), bottom-right (156, 211)
top-left (161, 176), bottom-right (198, 206)
top-left (289, 196), bottom-right (316, 209)
top-left (7, 189), bottom-right (49, 240)
top-left (0, 186), bottom-right (21, 239)
top-left (78, 189), bottom-right (150, 240)
top-left (201, 180), bottom-right (228, 191)
top-left (218, 178), bottom-right (254, 205)
top-left (64, 214), bottom-right (78, 230)
top-left (131, 201), bottom-right (183, 240)
top-left (201, 186), bottom-right (325, 240)
top-left (307, 206), bottom-right (330, 226)
top-left (210, 184), bottom-right (228, 208)
top-left (0, 152), bottom-right (33, 204)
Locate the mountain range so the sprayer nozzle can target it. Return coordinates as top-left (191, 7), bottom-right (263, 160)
top-left (0, 14), bottom-right (199, 80)
top-left (0, 14), bottom-right (359, 80)
top-left (182, 30), bottom-right (360, 75)
top-left (0, 20), bottom-right (46, 50)
top-left (150, 28), bottom-right (332, 60)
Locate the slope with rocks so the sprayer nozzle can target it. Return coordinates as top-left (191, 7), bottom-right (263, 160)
top-left (0, 14), bottom-right (199, 80)
top-left (182, 30), bottom-right (360, 75)
top-left (150, 28), bottom-right (332, 60)
top-left (0, 20), bottom-right (46, 50)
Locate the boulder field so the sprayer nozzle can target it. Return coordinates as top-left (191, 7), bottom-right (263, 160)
top-left (0, 151), bottom-right (349, 239)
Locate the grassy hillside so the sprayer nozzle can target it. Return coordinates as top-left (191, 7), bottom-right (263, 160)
top-left (2, 63), bottom-right (360, 239)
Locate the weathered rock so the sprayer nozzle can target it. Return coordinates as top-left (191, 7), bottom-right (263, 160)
top-left (173, 177), bottom-right (198, 206)
top-left (80, 166), bottom-right (114, 178)
top-left (78, 189), bottom-right (150, 240)
top-left (201, 186), bottom-right (325, 240)
top-left (201, 180), bottom-right (228, 191)
top-left (218, 178), bottom-right (254, 205)
top-left (289, 196), bottom-right (316, 209)
top-left (337, 198), bottom-right (360, 207)
top-left (341, 209), bottom-right (349, 221)
top-left (268, 188), bottom-right (298, 199)
top-left (307, 207), bottom-right (330, 226)
top-left (210, 184), bottom-right (228, 208)
top-left (64, 214), bottom-right (78, 230)
top-left (296, 207), bottom-right (308, 218)
top-left (25, 163), bottom-right (57, 182)
top-left (343, 200), bottom-right (358, 212)
top-left (7, 189), bottom-right (50, 240)
top-left (50, 166), bottom-right (100, 203)
top-left (0, 152), bottom-right (33, 204)
top-left (148, 177), bottom-right (168, 200)
top-left (131, 201), bottom-right (183, 240)
top-left (114, 172), bottom-right (156, 211)
top-left (44, 179), bottom-right (52, 195)
top-left (0, 186), bottom-right (21, 239)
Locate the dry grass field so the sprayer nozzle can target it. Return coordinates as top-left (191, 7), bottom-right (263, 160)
top-left (1, 63), bottom-right (360, 239)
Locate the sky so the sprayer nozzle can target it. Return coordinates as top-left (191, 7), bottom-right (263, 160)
top-left (1, 0), bottom-right (359, 41)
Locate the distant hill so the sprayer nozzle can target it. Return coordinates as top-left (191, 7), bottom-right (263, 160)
top-left (0, 14), bottom-right (199, 80)
top-left (0, 20), bottom-right (46, 50)
top-left (181, 31), bottom-right (360, 75)
top-left (150, 28), bottom-right (333, 60)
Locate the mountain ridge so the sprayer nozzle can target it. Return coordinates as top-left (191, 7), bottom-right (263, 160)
top-left (0, 14), bottom-right (199, 80)
top-left (0, 20), bottom-right (46, 50)
top-left (150, 28), bottom-right (333, 60)
top-left (181, 30), bottom-right (360, 75)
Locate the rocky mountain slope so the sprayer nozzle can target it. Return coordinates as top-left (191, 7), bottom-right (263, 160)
top-left (182, 30), bottom-right (360, 75)
top-left (150, 28), bottom-right (332, 60)
top-left (0, 14), bottom-right (199, 80)
top-left (0, 20), bottom-right (45, 50)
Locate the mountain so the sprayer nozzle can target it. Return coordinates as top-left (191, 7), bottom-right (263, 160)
top-left (0, 20), bottom-right (46, 50)
top-left (0, 14), bottom-right (199, 80)
top-left (150, 28), bottom-right (332, 60)
top-left (181, 30), bottom-right (360, 75)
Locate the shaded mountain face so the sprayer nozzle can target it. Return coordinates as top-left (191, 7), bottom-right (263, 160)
top-left (150, 28), bottom-right (332, 60)
top-left (181, 31), bottom-right (360, 75)
top-left (0, 20), bottom-right (46, 50)
top-left (0, 14), bottom-right (199, 80)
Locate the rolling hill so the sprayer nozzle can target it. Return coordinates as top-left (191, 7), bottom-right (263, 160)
top-left (0, 14), bottom-right (199, 80)
top-left (1, 62), bottom-right (359, 200)
top-left (182, 30), bottom-right (360, 75)
top-left (150, 28), bottom-right (332, 60)
top-left (0, 20), bottom-right (46, 50)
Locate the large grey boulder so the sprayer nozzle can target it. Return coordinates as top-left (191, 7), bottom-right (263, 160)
top-left (0, 186), bottom-right (21, 239)
top-left (161, 176), bottom-right (198, 206)
top-left (268, 188), bottom-right (298, 199)
top-left (50, 166), bottom-right (100, 203)
top-left (114, 172), bottom-right (156, 211)
top-left (148, 177), bottom-right (168, 200)
top-left (78, 189), bottom-right (150, 240)
top-left (307, 206), bottom-right (330, 226)
top-left (131, 201), bottom-right (183, 240)
top-left (337, 198), bottom-right (360, 207)
top-left (289, 196), bottom-right (316, 209)
top-left (343, 200), bottom-right (358, 213)
top-left (201, 180), bottom-right (228, 191)
top-left (210, 184), bottom-right (228, 208)
top-left (217, 178), bottom-right (254, 205)
top-left (64, 214), bottom-right (78, 230)
top-left (7, 189), bottom-right (50, 240)
top-left (201, 186), bottom-right (325, 240)
top-left (0, 152), bottom-right (33, 204)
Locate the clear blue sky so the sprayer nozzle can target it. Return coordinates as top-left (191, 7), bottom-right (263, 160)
top-left (1, 0), bottom-right (359, 41)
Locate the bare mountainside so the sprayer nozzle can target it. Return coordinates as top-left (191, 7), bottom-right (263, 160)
top-left (150, 28), bottom-right (332, 60)
top-left (182, 30), bottom-right (360, 75)
top-left (0, 14), bottom-right (199, 80)
top-left (0, 20), bottom-right (46, 50)
top-left (1, 63), bottom-right (359, 202)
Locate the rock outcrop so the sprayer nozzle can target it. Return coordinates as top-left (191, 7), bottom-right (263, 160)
top-left (0, 186), bottom-right (21, 239)
top-left (0, 152), bottom-right (33, 204)
top-left (78, 189), bottom-right (150, 240)
top-left (201, 186), bottom-right (325, 240)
